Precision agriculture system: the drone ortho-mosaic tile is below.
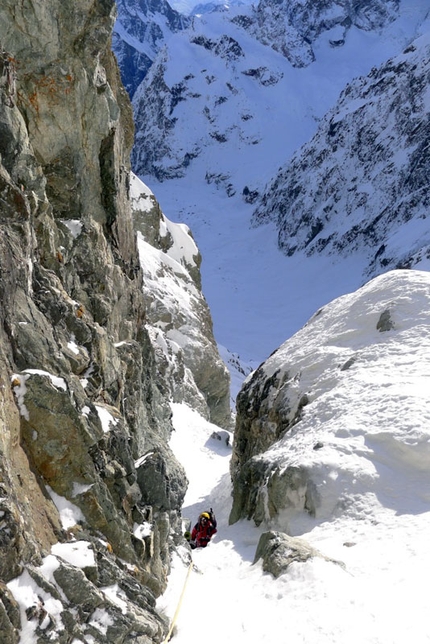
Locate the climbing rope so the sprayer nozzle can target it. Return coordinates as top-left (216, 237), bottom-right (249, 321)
top-left (162, 559), bottom-right (194, 643)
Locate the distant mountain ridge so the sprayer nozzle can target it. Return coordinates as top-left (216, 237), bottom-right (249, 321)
top-left (253, 31), bottom-right (430, 278)
top-left (113, 0), bottom-right (190, 98)
top-left (114, 0), bottom-right (429, 202)
top-left (234, 0), bottom-right (400, 68)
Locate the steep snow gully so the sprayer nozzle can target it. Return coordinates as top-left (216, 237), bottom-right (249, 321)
top-left (160, 272), bottom-right (430, 644)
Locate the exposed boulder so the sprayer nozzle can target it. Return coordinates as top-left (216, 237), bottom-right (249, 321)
top-left (254, 531), bottom-right (344, 578)
top-left (6, 537), bottom-right (168, 643)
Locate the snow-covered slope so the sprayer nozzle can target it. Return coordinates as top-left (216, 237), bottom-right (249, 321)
top-left (159, 269), bottom-right (430, 644)
top-left (131, 6), bottom-right (298, 186)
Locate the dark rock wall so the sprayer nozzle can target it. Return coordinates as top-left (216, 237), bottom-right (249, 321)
top-left (0, 1), bottom-right (191, 641)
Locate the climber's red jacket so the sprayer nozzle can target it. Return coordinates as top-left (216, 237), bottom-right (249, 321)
top-left (191, 516), bottom-right (217, 548)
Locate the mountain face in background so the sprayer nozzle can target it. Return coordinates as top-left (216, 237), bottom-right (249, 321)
top-left (253, 32), bottom-right (430, 278)
top-left (113, 0), bottom-right (429, 365)
top-left (115, 0), bottom-right (425, 189)
top-left (113, 0), bottom-right (190, 98)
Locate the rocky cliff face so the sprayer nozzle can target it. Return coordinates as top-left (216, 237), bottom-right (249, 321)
top-left (0, 1), bottom-right (228, 642)
top-left (252, 31), bottom-right (430, 276)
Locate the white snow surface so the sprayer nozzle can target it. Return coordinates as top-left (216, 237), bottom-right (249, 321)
top-left (160, 269), bottom-right (430, 644)
top-left (94, 405), bottom-right (118, 433)
top-left (47, 486), bottom-right (86, 529)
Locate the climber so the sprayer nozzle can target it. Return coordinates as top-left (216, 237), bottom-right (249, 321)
top-left (188, 508), bottom-right (217, 549)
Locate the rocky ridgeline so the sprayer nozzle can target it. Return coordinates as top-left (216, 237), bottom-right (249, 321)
top-left (113, 0), bottom-right (191, 99)
top-left (131, 175), bottom-right (231, 427)
top-left (252, 32), bottom-right (430, 275)
top-left (0, 1), bottom-right (229, 642)
top-left (234, 0), bottom-right (399, 68)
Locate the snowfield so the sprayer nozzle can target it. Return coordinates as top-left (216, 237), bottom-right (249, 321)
top-left (162, 270), bottom-right (430, 644)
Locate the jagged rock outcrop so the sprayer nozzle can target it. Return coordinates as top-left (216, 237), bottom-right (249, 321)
top-left (230, 270), bottom-right (430, 529)
top-left (234, 0), bottom-right (399, 68)
top-left (252, 32), bottom-right (430, 276)
top-left (113, 0), bottom-right (190, 99)
top-left (130, 175), bottom-right (231, 428)
top-left (0, 1), bottom-right (225, 641)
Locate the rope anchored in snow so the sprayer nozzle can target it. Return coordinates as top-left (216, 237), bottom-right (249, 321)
top-left (162, 560), bottom-right (195, 643)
